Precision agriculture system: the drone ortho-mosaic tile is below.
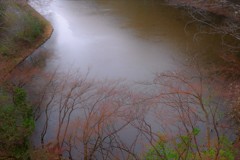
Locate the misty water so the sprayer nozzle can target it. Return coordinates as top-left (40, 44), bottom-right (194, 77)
top-left (28, 0), bottom-right (224, 81)
top-left (25, 0), bottom-right (231, 158)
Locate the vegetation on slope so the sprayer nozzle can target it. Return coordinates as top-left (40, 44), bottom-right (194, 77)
top-left (0, 0), bottom-right (52, 159)
top-left (0, 87), bottom-right (34, 159)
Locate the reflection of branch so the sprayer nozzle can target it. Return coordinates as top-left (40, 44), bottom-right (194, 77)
top-left (140, 57), bottom-right (231, 158)
top-left (22, 59), bottom-right (233, 159)
top-left (185, 6), bottom-right (240, 49)
top-left (32, 70), bottom-right (144, 159)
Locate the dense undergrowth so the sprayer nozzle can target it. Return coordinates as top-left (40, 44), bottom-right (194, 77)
top-left (0, 87), bottom-right (34, 159)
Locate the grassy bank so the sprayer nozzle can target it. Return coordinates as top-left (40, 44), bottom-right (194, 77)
top-left (0, 0), bottom-right (53, 84)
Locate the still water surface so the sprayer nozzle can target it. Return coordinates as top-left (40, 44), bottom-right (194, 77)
top-left (28, 0), bottom-right (223, 82)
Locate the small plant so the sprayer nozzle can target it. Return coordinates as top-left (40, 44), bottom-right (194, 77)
top-left (0, 37), bottom-right (16, 56)
top-left (144, 129), bottom-right (237, 160)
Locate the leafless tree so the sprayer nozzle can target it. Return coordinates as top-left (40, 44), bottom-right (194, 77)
top-left (8, 56), bottom-right (238, 159)
top-left (27, 70), bottom-right (148, 160)
top-left (136, 58), bottom-right (234, 159)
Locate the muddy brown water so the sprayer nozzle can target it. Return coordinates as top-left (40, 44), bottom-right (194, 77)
top-left (28, 0), bottom-right (226, 81)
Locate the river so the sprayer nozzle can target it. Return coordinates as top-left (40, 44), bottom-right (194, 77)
top-left (25, 0), bottom-right (231, 159)
top-left (28, 0), bottom-right (225, 82)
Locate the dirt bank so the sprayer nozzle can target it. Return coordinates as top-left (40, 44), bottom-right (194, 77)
top-left (0, 2), bottom-right (53, 84)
